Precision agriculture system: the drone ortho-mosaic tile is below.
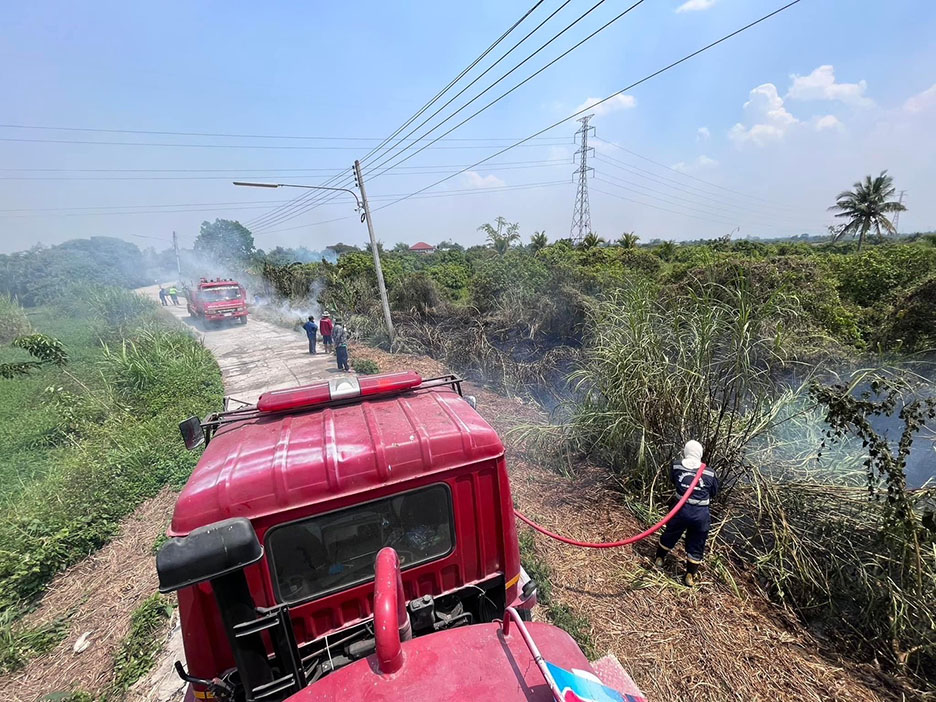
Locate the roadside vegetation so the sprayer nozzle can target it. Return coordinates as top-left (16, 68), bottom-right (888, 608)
top-left (2, 172), bottom-right (932, 692)
top-left (203, 172), bottom-right (935, 689)
top-left (0, 288), bottom-right (222, 673)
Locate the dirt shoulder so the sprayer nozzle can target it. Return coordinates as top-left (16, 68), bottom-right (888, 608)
top-left (353, 343), bottom-right (916, 702)
top-left (0, 489), bottom-right (176, 702)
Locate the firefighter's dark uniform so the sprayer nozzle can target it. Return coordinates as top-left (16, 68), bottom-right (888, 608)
top-left (655, 460), bottom-right (718, 583)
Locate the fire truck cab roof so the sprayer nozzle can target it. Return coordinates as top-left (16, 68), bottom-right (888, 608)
top-left (170, 374), bottom-right (504, 536)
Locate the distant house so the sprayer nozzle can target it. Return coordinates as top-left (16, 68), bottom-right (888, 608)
top-left (409, 241), bottom-right (436, 254)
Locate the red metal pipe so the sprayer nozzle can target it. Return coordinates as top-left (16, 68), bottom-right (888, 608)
top-left (514, 462), bottom-right (706, 548)
top-left (374, 547), bottom-right (410, 675)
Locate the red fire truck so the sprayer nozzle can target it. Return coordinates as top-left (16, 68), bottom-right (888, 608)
top-left (185, 278), bottom-right (249, 326)
top-left (158, 372), bottom-right (645, 702)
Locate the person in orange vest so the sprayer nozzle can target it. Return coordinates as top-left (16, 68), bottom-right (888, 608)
top-left (654, 440), bottom-right (718, 586)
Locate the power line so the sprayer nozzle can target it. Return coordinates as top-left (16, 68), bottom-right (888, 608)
top-left (245, 0), bottom-right (549, 231)
top-left (594, 136), bottom-right (792, 207)
top-left (251, 0), bottom-right (628, 231)
top-left (592, 184), bottom-right (814, 234)
top-left (257, 0), bottom-right (646, 232)
top-left (0, 158), bottom-right (566, 173)
top-left (591, 185), bottom-right (745, 228)
top-left (0, 159), bottom-right (572, 181)
top-left (0, 180), bottom-right (568, 218)
top-left (362, 0), bottom-right (645, 181)
top-left (593, 155), bottom-right (821, 227)
top-left (0, 125), bottom-right (567, 142)
top-left (0, 136), bottom-right (570, 151)
top-left (369, 0), bottom-right (806, 215)
top-left (356, 0), bottom-right (578, 174)
top-left (595, 175), bottom-right (823, 231)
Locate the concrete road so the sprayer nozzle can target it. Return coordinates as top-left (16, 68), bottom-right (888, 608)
top-left (142, 285), bottom-right (346, 404)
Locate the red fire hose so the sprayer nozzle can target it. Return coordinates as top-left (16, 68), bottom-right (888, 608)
top-left (513, 462), bottom-right (706, 548)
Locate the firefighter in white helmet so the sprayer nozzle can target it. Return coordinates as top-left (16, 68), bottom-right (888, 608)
top-left (654, 440), bottom-right (718, 586)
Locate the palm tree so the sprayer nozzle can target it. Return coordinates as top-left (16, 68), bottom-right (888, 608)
top-left (478, 217), bottom-right (520, 255)
top-left (529, 231), bottom-right (548, 252)
top-left (617, 232), bottom-right (639, 249)
top-left (578, 232), bottom-right (605, 250)
top-left (654, 240), bottom-right (677, 261)
top-left (829, 171), bottom-right (906, 251)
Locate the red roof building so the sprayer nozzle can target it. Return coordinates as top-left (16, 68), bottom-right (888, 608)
top-left (409, 241), bottom-right (436, 253)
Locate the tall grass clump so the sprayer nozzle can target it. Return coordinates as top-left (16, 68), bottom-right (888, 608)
top-left (564, 278), bottom-right (805, 495)
top-left (0, 294), bottom-right (32, 344)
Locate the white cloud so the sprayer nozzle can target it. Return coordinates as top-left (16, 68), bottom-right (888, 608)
top-left (574, 94), bottom-right (636, 117)
top-left (675, 0), bottom-right (716, 12)
top-left (903, 83), bottom-right (936, 114)
top-left (814, 114), bottom-right (843, 131)
top-left (787, 65), bottom-right (873, 107)
top-left (696, 126), bottom-right (710, 141)
top-left (672, 155), bottom-right (719, 173)
top-left (462, 171), bottom-right (505, 189)
top-left (729, 83), bottom-right (800, 146)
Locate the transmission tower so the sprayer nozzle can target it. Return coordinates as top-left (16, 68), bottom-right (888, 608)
top-left (570, 114), bottom-right (595, 241)
top-left (893, 190), bottom-right (907, 233)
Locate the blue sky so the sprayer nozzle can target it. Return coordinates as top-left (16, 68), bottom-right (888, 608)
top-left (1, 0), bottom-right (934, 253)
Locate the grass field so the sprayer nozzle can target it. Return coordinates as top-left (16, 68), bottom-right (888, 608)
top-left (0, 290), bottom-right (223, 670)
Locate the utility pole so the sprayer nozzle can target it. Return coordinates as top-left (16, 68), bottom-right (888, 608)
top-left (353, 160), bottom-right (395, 341)
top-left (893, 190), bottom-right (907, 233)
top-left (172, 231), bottom-right (182, 279)
top-left (570, 114), bottom-right (595, 242)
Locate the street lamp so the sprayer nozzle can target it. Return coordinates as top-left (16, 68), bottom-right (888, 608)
top-left (233, 181), bottom-right (363, 212)
top-left (234, 166), bottom-right (395, 340)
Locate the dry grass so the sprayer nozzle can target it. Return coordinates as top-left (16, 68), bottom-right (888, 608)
top-left (0, 489), bottom-right (176, 701)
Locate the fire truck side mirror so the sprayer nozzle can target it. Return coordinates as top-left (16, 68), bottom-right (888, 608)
top-left (179, 416), bottom-right (205, 450)
top-left (156, 517), bottom-right (263, 593)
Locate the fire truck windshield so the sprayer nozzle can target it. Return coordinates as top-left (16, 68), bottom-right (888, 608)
top-left (201, 286), bottom-right (241, 302)
top-left (267, 484), bottom-right (454, 605)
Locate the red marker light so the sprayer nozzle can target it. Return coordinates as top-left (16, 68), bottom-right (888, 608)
top-left (256, 382), bottom-right (331, 413)
top-left (256, 372), bottom-right (423, 413)
top-left (360, 371), bottom-right (422, 397)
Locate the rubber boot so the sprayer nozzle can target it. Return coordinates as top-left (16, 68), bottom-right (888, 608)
top-left (683, 560), bottom-right (701, 587)
top-left (654, 545), bottom-right (668, 569)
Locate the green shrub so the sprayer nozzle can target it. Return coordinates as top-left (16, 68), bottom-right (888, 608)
top-left (877, 274), bottom-right (936, 351)
top-left (352, 359), bottom-right (380, 375)
top-left (829, 245), bottom-right (936, 308)
top-left (390, 272), bottom-right (441, 315)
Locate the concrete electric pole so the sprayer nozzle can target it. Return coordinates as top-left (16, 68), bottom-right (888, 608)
top-left (570, 114), bottom-right (595, 242)
top-left (353, 160), bottom-right (395, 341)
top-left (172, 231), bottom-right (182, 279)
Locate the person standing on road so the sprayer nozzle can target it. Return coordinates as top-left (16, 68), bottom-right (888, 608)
top-left (654, 440), bottom-right (718, 587)
top-left (319, 313), bottom-right (334, 354)
top-left (158, 286), bottom-right (168, 306)
top-left (302, 316), bottom-right (318, 355)
top-left (168, 286), bottom-right (179, 305)
top-left (333, 319), bottom-right (350, 371)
